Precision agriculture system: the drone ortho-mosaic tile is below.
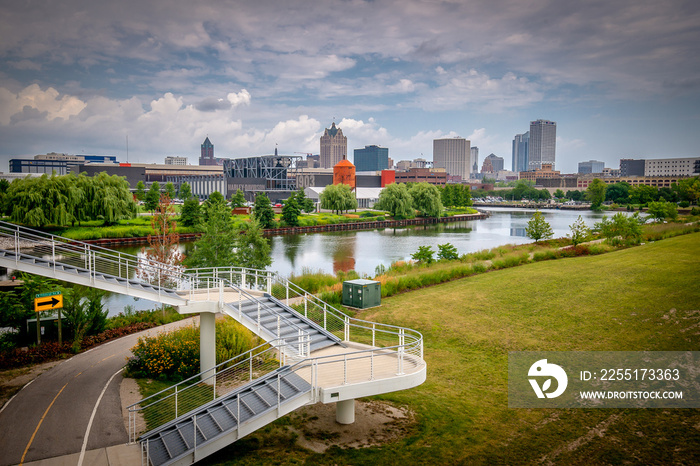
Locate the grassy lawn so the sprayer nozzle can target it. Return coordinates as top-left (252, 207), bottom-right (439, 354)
top-left (200, 232), bottom-right (700, 465)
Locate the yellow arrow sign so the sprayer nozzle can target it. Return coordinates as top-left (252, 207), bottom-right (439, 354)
top-left (34, 294), bottom-right (63, 312)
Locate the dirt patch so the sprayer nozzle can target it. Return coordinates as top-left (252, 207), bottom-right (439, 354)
top-left (287, 400), bottom-right (415, 453)
top-left (0, 360), bottom-right (62, 410)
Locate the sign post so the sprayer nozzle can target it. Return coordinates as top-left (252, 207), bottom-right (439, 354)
top-left (34, 292), bottom-right (64, 345)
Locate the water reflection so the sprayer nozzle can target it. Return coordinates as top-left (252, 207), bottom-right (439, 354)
top-left (1, 208), bottom-right (620, 316)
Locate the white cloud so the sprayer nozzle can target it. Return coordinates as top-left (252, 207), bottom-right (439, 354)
top-left (418, 69), bottom-right (543, 112)
top-left (0, 84), bottom-right (86, 125)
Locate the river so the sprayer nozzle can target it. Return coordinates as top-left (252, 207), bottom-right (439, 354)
top-left (95, 207), bottom-right (616, 316)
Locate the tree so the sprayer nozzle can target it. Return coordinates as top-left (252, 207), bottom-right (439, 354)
top-left (294, 187), bottom-right (315, 213)
top-left (180, 196), bottom-right (201, 227)
top-left (86, 172), bottom-right (137, 225)
top-left (202, 191), bottom-right (228, 222)
top-left (647, 201), bottom-right (678, 222)
top-left (595, 213), bottom-right (644, 244)
top-left (235, 220), bottom-right (273, 270)
top-left (375, 183), bottom-right (414, 218)
top-left (525, 211), bottom-right (553, 243)
top-left (320, 183), bottom-right (357, 214)
top-left (253, 193), bottom-right (275, 229)
top-left (605, 182), bottom-right (630, 204)
top-left (628, 185), bottom-right (658, 205)
top-left (281, 196), bottom-right (301, 226)
top-left (673, 176), bottom-right (700, 204)
top-left (135, 180), bottom-right (146, 201)
top-left (409, 182), bottom-right (443, 217)
top-left (566, 190), bottom-right (583, 202)
top-left (230, 189), bottom-right (246, 209)
top-left (138, 194), bottom-right (183, 288)
top-left (437, 243), bottom-right (459, 260)
top-left (553, 189), bottom-right (565, 199)
top-left (585, 178), bottom-right (607, 209)
top-left (568, 216), bottom-right (591, 246)
top-left (411, 245), bottom-right (435, 264)
top-left (144, 181), bottom-right (161, 211)
top-left (184, 200), bottom-right (237, 268)
top-left (164, 182), bottom-right (177, 200)
top-left (178, 181), bottom-right (192, 201)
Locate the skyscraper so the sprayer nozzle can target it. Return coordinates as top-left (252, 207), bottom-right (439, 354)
top-left (353, 145), bottom-right (389, 172)
top-left (528, 120), bottom-right (556, 170)
top-left (320, 122), bottom-right (347, 168)
top-left (433, 137), bottom-right (471, 181)
top-left (471, 147), bottom-right (479, 176)
top-left (512, 131), bottom-right (529, 172)
top-left (199, 137), bottom-right (215, 165)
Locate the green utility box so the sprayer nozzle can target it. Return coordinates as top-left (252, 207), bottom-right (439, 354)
top-left (342, 279), bottom-right (381, 309)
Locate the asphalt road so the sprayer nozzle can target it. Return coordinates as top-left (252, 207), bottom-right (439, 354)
top-left (0, 317), bottom-right (198, 466)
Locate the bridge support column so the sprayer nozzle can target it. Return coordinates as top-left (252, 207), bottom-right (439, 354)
top-left (200, 312), bottom-right (216, 385)
top-left (336, 399), bottom-right (355, 424)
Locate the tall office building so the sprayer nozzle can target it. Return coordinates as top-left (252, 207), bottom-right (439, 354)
top-left (512, 131), bottom-right (529, 172)
top-left (471, 147), bottom-right (479, 175)
top-left (433, 137), bottom-right (471, 181)
top-left (320, 122), bottom-right (347, 168)
top-left (354, 145), bottom-right (389, 172)
top-left (199, 137), bottom-right (216, 166)
top-left (528, 120), bottom-right (556, 170)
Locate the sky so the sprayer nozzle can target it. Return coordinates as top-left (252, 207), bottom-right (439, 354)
top-left (1, 0), bottom-right (699, 174)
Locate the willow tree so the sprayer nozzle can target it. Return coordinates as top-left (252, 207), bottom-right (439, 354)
top-left (8, 173), bottom-right (81, 227)
top-left (375, 183), bottom-right (413, 219)
top-left (409, 182), bottom-right (444, 217)
top-left (87, 172), bottom-right (137, 225)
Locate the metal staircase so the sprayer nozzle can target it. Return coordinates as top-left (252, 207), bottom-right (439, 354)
top-left (0, 221), bottom-right (427, 466)
top-left (227, 296), bottom-right (341, 353)
top-left (140, 365), bottom-right (312, 466)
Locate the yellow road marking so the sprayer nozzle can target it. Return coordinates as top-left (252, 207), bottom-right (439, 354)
top-left (19, 382), bottom-right (69, 465)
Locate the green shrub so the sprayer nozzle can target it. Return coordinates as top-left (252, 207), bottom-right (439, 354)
top-left (288, 268), bottom-right (338, 294)
top-left (533, 250), bottom-right (558, 262)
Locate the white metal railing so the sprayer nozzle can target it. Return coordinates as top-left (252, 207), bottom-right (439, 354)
top-left (0, 221), bottom-right (425, 453)
top-left (127, 337), bottom-right (309, 443)
top-left (133, 337), bottom-right (422, 456)
top-left (186, 266), bottom-right (424, 360)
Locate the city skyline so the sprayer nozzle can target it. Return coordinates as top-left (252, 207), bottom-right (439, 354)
top-left (0, 1), bottom-right (699, 174)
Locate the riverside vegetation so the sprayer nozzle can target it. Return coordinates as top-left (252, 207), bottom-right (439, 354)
top-left (196, 227), bottom-right (700, 465)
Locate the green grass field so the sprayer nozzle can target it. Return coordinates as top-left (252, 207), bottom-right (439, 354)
top-left (201, 232), bottom-right (700, 465)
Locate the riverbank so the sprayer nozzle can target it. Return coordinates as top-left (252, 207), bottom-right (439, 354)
top-left (198, 232), bottom-right (700, 465)
top-left (78, 211), bottom-right (490, 246)
top-left (474, 201), bottom-right (591, 209)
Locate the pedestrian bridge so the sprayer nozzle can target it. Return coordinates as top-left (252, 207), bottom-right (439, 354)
top-left (0, 221), bottom-right (426, 465)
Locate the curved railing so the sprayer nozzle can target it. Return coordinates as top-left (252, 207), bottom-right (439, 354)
top-left (186, 266), bottom-right (423, 359)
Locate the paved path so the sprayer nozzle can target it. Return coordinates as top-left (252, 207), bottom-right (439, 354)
top-left (0, 317), bottom-right (198, 466)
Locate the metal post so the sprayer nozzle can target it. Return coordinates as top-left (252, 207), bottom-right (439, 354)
top-left (344, 316), bottom-right (349, 341)
top-left (370, 351), bottom-right (374, 380)
top-left (242, 270), bottom-right (246, 289)
top-left (257, 302), bottom-right (261, 332)
top-left (304, 295), bottom-right (307, 318)
top-left (323, 304), bottom-right (327, 329)
top-left (52, 241), bottom-right (55, 273)
top-left (255, 273), bottom-right (258, 290)
top-left (175, 386), bottom-right (178, 418)
top-left (267, 271), bottom-right (272, 294)
top-left (372, 323), bottom-right (376, 347)
top-left (286, 280), bottom-right (289, 303)
top-left (249, 356), bottom-right (253, 381)
top-left (193, 415), bottom-right (197, 452)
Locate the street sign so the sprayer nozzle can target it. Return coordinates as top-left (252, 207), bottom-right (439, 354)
top-left (34, 292), bottom-right (63, 311)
